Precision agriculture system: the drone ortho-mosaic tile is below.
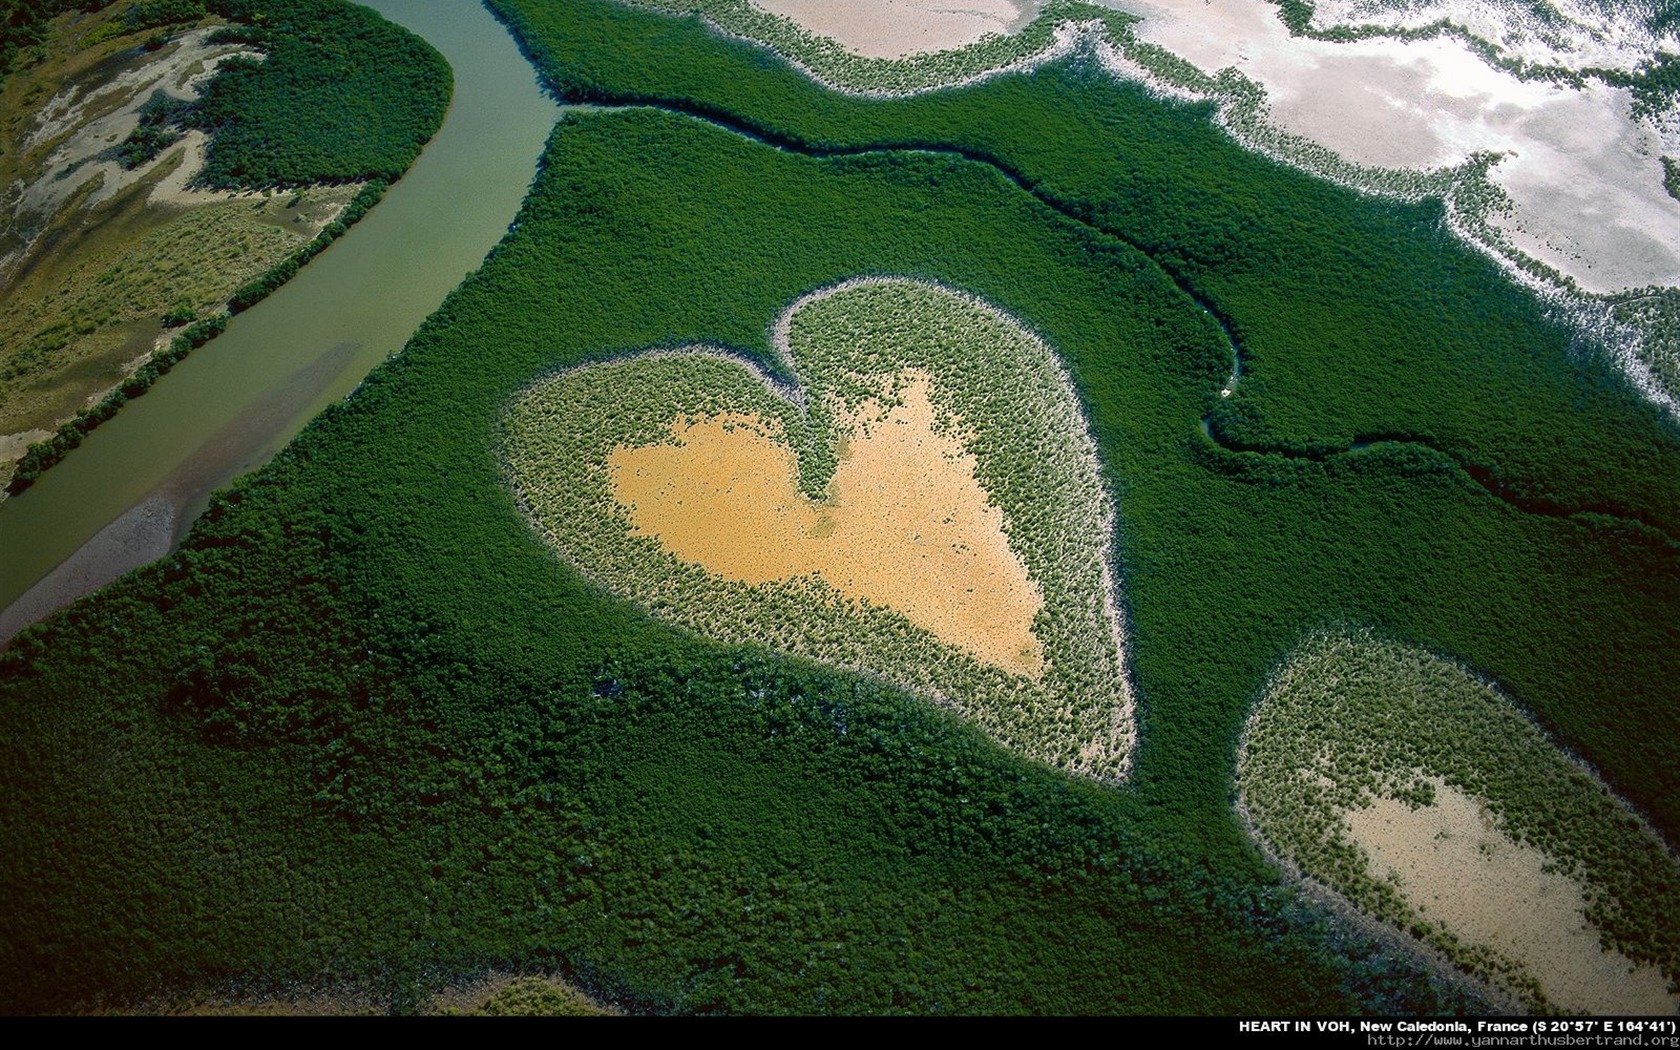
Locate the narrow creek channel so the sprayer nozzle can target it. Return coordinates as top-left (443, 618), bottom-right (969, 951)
top-left (0, 0), bottom-right (559, 640)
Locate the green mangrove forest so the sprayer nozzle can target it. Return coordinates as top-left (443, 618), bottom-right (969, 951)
top-left (1, 0), bottom-right (1676, 1015)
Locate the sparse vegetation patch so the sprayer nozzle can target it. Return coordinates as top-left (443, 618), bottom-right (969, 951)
top-left (503, 277), bottom-right (1134, 782)
top-left (1237, 629), bottom-right (1680, 1013)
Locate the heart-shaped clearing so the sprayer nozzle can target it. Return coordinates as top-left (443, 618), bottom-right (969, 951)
top-left (502, 278), bottom-right (1134, 782)
top-left (606, 371), bottom-right (1046, 675)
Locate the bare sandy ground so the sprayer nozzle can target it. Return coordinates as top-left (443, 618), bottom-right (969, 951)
top-left (0, 428), bottom-right (51, 465)
top-left (2, 27), bottom-right (257, 282)
top-left (608, 370), bottom-right (1046, 674)
top-left (1094, 0), bottom-right (1680, 293)
top-left (758, 0), bottom-right (1680, 292)
top-left (143, 129), bottom-right (254, 209)
top-left (750, 0), bottom-right (1038, 58)
top-left (1344, 778), bottom-right (1678, 1015)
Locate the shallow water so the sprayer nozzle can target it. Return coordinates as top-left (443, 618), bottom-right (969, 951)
top-left (0, 0), bottom-right (559, 634)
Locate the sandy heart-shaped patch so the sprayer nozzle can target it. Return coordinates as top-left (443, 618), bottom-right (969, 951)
top-left (502, 278), bottom-right (1133, 782)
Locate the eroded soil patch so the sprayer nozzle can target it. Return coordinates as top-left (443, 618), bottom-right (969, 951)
top-left (609, 372), bottom-right (1044, 674)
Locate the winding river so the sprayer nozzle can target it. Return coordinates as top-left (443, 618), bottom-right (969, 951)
top-left (0, 0), bottom-right (559, 640)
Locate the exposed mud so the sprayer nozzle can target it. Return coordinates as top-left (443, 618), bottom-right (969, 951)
top-left (608, 371), bottom-right (1047, 675)
top-left (750, 0), bottom-right (1038, 58)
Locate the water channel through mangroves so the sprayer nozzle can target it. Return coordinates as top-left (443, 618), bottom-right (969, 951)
top-left (0, 0), bottom-right (560, 640)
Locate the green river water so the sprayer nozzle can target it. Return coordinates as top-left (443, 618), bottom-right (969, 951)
top-left (0, 0), bottom-right (558, 634)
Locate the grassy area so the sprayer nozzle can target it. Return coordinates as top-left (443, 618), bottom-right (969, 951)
top-left (464, 976), bottom-right (613, 1016)
top-left (0, 184), bottom-right (353, 438)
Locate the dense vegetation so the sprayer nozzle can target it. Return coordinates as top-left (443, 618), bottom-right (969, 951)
top-left (110, 89), bottom-right (189, 169)
top-left (488, 0), bottom-right (1680, 824)
top-left (1239, 629), bottom-right (1680, 1010)
top-left (17, 0), bottom-right (451, 187)
top-left (2, 0), bottom-right (1676, 1015)
top-left (187, 0), bottom-right (450, 188)
top-left (0, 0), bottom-right (97, 87)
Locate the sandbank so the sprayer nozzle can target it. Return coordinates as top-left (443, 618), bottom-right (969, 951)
top-left (0, 493), bottom-right (176, 645)
top-left (750, 0), bottom-right (1038, 59)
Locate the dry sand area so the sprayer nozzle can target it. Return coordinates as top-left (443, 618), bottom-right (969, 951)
top-left (1093, 0), bottom-right (1680, 293)
top-left (750, 0), bottom-right (1039, 58)
top-left (753, 0), bottom-right (1680, 293)
top-left (608, 371), bottom-right (1046, 675)
top-left (1344, 778), bottom-right (1678, 1015)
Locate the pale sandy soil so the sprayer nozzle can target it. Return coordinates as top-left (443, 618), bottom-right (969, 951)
top-left (143, 129), bottom-right (255, 209)
top-left (608, 370), bottom-right (1046, 675)
top-left (2, 27), bottom-right (258, 282)
top-left (751, 0), bottom-right (1038, 58)
top-left (0, 428), bottom-right (51, 465)
top-left (1095, 0), bottom-right (1680, 293)
top-left (1344, 778), bottom-right (1678, 1015)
